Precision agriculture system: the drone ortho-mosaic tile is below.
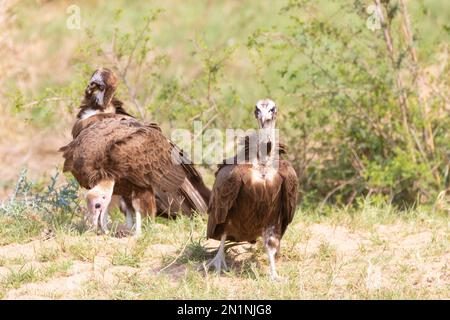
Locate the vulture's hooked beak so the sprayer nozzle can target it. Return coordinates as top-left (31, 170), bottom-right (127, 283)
top-left (85, 201), bottom-right (107, 233)
top-left (259, 113), bottom-right (272, 128)
top-left (87, 203), bottom-right (110, 234)
top-left (85, 81), bottom-right (97, 95)
top-left (261, 115), bottom-right (272, 127)
top-left (258, 109), bottom-right (276, 130)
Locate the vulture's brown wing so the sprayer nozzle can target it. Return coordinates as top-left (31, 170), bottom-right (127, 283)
top-left (278, 160), bottom-right (299, 236)
top-left (128, 121), bottom-right (210, 214)
top-left (207, 164), bottom-right (246, 238)
top-left (62, 113), bottom-right (131, 172)
top-left (106, 122), bottom-right (186, 193)
top-left (60, 115), bottom-right (133, 188)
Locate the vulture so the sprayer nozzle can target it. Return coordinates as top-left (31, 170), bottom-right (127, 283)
top-left (206, 99), bottom-right (298, 280)
top-left (60, 68), bottom-right (210, 234)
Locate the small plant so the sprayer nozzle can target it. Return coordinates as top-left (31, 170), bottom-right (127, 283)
top-left (37, 246), bottom-right (60, 263)
top-left (40, 260), bottom-right (72, 279)
top-left (112, 249), bottom-right (141, 268)
top-left (0, 169), bottom-right (82, 244)
top-left (317, 241), bottom-right (337, 262)
top-left (66, 240), bottom-right (98, 262)
top-left (1, 266), bottom-right (39, 290)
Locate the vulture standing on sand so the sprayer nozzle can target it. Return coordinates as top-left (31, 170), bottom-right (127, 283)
top-left (206, 99), bottom-right (298, 280)
top-left (60, 68), bottom-right (210, 235)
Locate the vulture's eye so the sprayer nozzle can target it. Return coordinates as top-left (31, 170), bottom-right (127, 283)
top-left (98, 84), bottom-right (105, 91)
top-left (102, 196), bottom-right (106, 200)
top-left (270, 107), bottom-right (276, 113)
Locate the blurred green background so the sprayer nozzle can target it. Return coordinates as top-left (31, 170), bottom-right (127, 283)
top-left (0, 0), bottom-right (448, 210)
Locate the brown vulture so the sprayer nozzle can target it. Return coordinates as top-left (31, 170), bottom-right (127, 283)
top-left (206, 99), bottom-right (298, 280)
top-left (60, 68), bottom-right (210, 234)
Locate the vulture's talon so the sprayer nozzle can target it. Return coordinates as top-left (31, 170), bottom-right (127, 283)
top-left (205, 254), bottom-right (228, 274)
top-left (270, 272), bottom-right (284, 282)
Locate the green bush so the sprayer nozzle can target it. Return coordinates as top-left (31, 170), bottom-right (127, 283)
top-left (246, 0), bottom-right (449, 206)
top-left (2, 0), bottom-right (448, 209)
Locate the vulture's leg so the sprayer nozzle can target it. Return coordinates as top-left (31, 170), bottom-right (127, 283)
top-left (144, 189), bottom-right (157, 221)
top-left (263, 227), bottom-right (281, 281)
top-left (98, 200), bottom-right (113, 234)
top-left (99, 208), bottom-right (109, 234)
top-left (131, 189), bottom-right (156, 236)
top-left (131, 198), bottom-right (142, 237)
top-left (119, 197), bottom-right (134, 230)
top-left (125, 210), bottom-right (134, 230)
top-left (134, 210), bottom-right (142, 236)
top-left (131, 195), bottom-right (142, 236)
top-left (205, 234), bottom-right (228, 273)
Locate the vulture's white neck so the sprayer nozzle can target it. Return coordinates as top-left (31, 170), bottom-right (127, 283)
top-left (257, 124), bottom-right (277, 165)
top-left (79, 108), bottom-right (100, 120)
top-left (78, 104), bottom-right (115, 120)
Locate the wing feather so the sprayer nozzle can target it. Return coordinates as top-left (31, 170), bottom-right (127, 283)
top-left (106, 123), bottom-right (186, 193)
top-left (61, 116), bottom-right (185, 192)
top-left (207, 164), bottom-right (245, 238)
top-left (278, 160), bottom-right (299, 236)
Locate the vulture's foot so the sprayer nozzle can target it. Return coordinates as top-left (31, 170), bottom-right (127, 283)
top-left (269, 270), bottom-right (284, 282)
top-left (205, 251), bottom-right (228, 274)
top-left (205, 234), bottom-right (228, 274)
top-left (100, 223), bottom-right (110, 235)
top-left (113, 224), bottom-right (133, 238)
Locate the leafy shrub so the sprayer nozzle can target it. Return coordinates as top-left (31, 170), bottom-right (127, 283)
top-left (2, 1), bottom-right (448, 209)
top-left (0, 169), bottom-right (82, 235)
top-left (246, 0), bottom-right (449, 206)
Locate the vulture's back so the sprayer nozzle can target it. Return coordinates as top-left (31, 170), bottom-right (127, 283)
top-left (60, 116), bottom-right (185, 192)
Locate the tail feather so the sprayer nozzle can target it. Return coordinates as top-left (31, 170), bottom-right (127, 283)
top-left (162, 144), bottom-right (211, 215)
top-left (154, 176), bottom-right (209, 217)
top-left (179, 177), bottom-right (209, 213)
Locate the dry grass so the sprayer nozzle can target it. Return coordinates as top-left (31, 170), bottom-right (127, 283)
top-left (0, 209), bottom-right (448, 300)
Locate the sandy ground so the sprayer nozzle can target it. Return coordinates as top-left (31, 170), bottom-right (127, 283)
top-left (0, 221), bottom-right (448, 299)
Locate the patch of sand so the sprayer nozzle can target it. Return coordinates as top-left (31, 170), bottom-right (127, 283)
top-left (0, 221), bottom-right (448, 299)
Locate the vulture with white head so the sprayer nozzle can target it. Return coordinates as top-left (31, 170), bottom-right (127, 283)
top-left (206, 99), bottom-right (298, 280)
top-left (60, 68), bottom-right (210, 234)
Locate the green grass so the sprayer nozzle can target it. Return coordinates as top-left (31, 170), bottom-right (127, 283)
top-left (36, 245), bottom-right (61, 263)
top-left (1, 266), bottom-right (40, 290)
top-left (0, 199), bottom-right (447, 298)
top-left (112, 249), bottom-right (141, 268)
top-left (0, 259), bottom-right (72, 297)
top-left (0, 215), bottom-right (44, 246)
top-left (65, 240), bottom-right (99, 263)
top-left (39, 260), bottom-right (72, 279)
